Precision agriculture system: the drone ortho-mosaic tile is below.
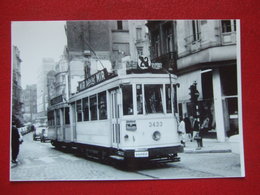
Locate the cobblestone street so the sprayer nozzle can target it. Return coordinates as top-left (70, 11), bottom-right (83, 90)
top-left (10, 133), bottom-right (242, 181)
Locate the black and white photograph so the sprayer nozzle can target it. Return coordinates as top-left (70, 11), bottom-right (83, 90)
top-left (11, 20), bottom-right (244, 181)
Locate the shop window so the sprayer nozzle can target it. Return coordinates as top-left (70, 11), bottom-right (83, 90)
top-left (76, 100), bottom-right (82, 122)
top-left (136, 84), bottom-right (143, 114)
top-left (90, 95), bottom-right (97, 120)
top-left (65, 107), bottom-right (70, 125)
top-left (122, 85), bottom-right (133, 115)
top-left (98, 91), bottom-right (107, 120)
top-left (165, 84), bottom-right (172, 113)
top-left (83, 97), bottom-right (89, 121)
top-left (144, 85), bottom-right (163, 114)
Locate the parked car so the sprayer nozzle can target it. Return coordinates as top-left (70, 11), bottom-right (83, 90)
top-left (40, 128), bottom-right (49, 142)
top-left (33, 124), bottom-right (47, 141)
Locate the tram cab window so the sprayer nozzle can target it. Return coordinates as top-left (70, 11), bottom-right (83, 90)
top-left (98, 91), bottom-right (107, 120)
top-left (144, 85), bottom-right (163, 114)
top-left (55, 109), bottom-right (61, 125)
top-left (136, 84), bottom-right (143, 114)
top-left (166, 84), bottom-right (172, 113)
top-left (76, 100), bottom-right (82, 122)
top-left (122, 85), bottom-right (133, 115)
top-left (90, 95), bottom-right (98, 120)
top-left (83, 97), bottom-right (89, 121)
top-left (65, 107), bottom-right (70, 124)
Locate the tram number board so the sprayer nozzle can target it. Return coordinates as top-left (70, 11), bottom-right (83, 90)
top-left (148, 121), bottom-right (163, 128)
top-left (134, 151), bottom-right (149, 158)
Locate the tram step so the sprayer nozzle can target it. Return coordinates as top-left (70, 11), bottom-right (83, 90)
top-left (109, 155), bottom-right (124, 161)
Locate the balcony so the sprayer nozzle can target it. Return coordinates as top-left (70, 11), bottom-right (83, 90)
top-left (183, 31), bottom-right (236, 57)
top-left (150, 51), bottom-right (177, 72)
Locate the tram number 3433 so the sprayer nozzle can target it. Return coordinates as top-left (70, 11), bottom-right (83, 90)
top-left (148, 121), bottom-right (163, 128)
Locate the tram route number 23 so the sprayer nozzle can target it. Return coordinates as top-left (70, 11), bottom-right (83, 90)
top-left (148, 121), bottom-right (163, 128)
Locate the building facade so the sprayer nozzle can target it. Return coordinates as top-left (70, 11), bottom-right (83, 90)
top-left (12, 46), bottom-right (23, 126)
top-left (22, 84), bottom-right (37, 123)
top-left (147, 20), bottom-right (239, 142)
top-left (36, 58), bottom-right (55, 124)
top-left (63, 20), bottom-right (150, 96)
top-left (146, 21), bottom-right (177, 72)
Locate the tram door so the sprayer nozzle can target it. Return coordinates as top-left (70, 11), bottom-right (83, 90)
top-left (110, 89), bottom-right (121, 149)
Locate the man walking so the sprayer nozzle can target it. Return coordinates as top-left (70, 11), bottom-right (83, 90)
top-left (11, 119), bottom-right (20, 163)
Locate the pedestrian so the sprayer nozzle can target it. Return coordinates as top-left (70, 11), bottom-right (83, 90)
top-left (193, 118), bottom-right (203, 149)
top-left (201, 116), bottom-right (210, 135)
top-left (184, 113), bottom-right (192, 142)
top-left (178, 117), bottom-right (186, 147)
top-left (11, 118), bottom-right (21, 164)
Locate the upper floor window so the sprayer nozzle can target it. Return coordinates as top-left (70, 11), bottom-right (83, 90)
top-left (163, 23), bottom-right (174, 53)
top-left (136, 28), bottom-right (142, 40)
top-left (153, 32), bottom-right (160, 57)
top-left (192, 20), bottom-right (201, 42)
top-left (117, 21), bottom-right (123, 30)
top-left (222, 20), bottom-right (236, 33)
top-left (137, 47), bottom-right (143, 56)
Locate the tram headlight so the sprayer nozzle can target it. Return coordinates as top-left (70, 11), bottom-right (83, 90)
top-left (152, 131), bottom-right (161, 141)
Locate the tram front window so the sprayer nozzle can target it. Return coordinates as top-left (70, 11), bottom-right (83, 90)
top-left (144, 85), bottom-right (163, 114)
top-left (122, 85), bottom-right (133, 115)
top-left (136, 84), bottom-right (143, 114)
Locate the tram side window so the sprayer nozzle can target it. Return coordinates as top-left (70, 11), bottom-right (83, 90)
top-left (98, 91), bottom-right (107, 120)
top-left (122, 85), bottom-right (133, 115)
top-left (55, 109), bottom-right (61, 125)
top-left (76, 100), bottom-right (83, 122)
top-left (166, 84), bottom-right (172, 113)
top-left (136, 84), bottom-right (143, 114)
top-left (90, 95), bottom-right (97, 120)
top-left (48, 111), bottom-right (55, 126)
top-left (83, 97), bottom-right (89, 121)
top-left (144, 85), bottom-right (163, 114)
top-left (65, 107), bottom-right (70, 124)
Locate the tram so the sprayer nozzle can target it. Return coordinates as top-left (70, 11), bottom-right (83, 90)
top-left (48, 67), bottom-right (183, 166)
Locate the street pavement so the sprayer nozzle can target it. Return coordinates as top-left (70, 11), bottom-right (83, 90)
top-left (183, 138), bottom-right (233, 153)
top-left (10, 132), bottom-right (243, 181)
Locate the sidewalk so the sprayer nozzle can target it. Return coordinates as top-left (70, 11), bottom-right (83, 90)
top-left (183, 138), bottom-right (233, 154)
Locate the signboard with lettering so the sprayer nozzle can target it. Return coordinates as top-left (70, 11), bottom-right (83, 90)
top-left (137, 56), bottom-right (162, 70)
top-left (78, 69), bottom-right (108, 91)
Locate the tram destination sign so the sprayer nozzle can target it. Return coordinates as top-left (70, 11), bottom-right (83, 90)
top-left (78, 69), bottom-right (108, 91)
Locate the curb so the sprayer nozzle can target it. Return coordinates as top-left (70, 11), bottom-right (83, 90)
top-left (184, 149), bottom-right (232, 154)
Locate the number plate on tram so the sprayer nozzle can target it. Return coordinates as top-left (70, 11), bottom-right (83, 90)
top-left (134, 151), bottom-right (149, 158)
